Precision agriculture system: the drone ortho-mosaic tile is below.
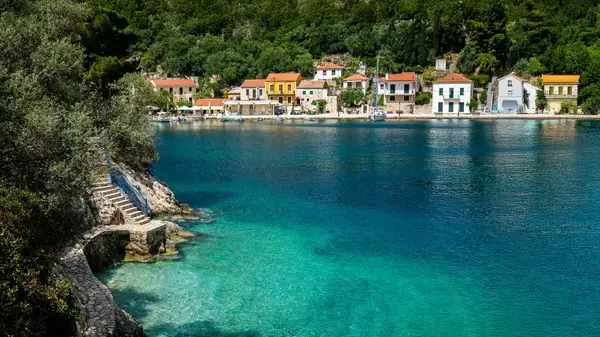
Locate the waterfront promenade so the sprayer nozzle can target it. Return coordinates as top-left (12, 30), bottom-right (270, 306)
top-left (192, 113), bottom-right (600, 121)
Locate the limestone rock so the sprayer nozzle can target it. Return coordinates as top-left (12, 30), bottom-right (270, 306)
top-left (117, 163), bottom-right (181, 215)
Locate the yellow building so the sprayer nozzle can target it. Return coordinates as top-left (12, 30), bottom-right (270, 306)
top-left (265, 73), bottom-right (303, 106)
top-left (542, 75), bottom-right (580, 113)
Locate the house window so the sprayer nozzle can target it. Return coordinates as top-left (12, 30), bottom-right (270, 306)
top-left (508, 90), bottom-right (513, 96)
top-left (380, 84), bottom-right (384, 90)
top-left (278, 84), bottom-right (283, 93)
top-left (439, 88), bottom-right (443, 96)
top-left (252, 89), bottom-right (256, 98)
top-left (549, 86), bottom-right (554, 95)
top-left (270, 84), bottom-right (274, 91)
top-left (302, 91), bottom-right (306, 95)
top-left (278, 97), bottom-right (283, 104)
top-left (459, 102), bottom-right (465, 112)
top-left (246, 89), bottom-right (250, 96)
top-left (287, 84), bottom-right (292, 91)
top-left (568, 86), bottom-right (573, 95)
top-left (309, 91), bottom-right (313, 96)
top-left (508, 80), bottom-right (513, 87)
top-left (390, 84), bottom-right (396, 94)
top-left (259, 89), bottom-right (263, 96)
top-left (559, 87), bottom-right (564, 95)
top-left (189, 97), bottom-right (193, 103)
top-left (390, 96), bottom-right (396, 102)
top-left (287, 96), bottom-right (292, 104)
top-left (449, 88), bottom-right (454, 98)
top-left (438, 102), bottom-right (443, 112)
top-left (403, 96), bottom-right (409, 102)
top-left (449, 102), bottom-right (454, 112)
top-left (322, 70), bottom-right (326, 76)
top-left (404, 84), bottom-right (410, 94)
top-left (169, 88), bottom-right (173, 93)
top-left (332, 70), bottom-right (336, 76)
top-left (269, 96), bottom-right (274, 100)
top-left (179, 87), bottom-right (183, 95)
top-left (160, 88), bottom-right (164, 91)
top-left (460, 88), bottom-right (464, 96)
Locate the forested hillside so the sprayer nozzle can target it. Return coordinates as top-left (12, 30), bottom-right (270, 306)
top-left (86, 0), bottom-right (600, 111)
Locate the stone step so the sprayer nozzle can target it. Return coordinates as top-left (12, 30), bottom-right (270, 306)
top-left (115, 200), bottom-right (131, 207)
top-left (122, 204), bottom-right (137, 212)
top-left (133, 214), bottom-right (147, 222)
top-left (108, 196), bottom-right (127, 203)
top-left (138, 218), bottom-right (151, 225)
top-left (92, 181), bottom-right (111, 188)
top-left (92, 185), bottom-right (114, 193)
top-left (104, 191), bottom-right (123, 199)
top-left (127, 210), bottom-right (143, 218)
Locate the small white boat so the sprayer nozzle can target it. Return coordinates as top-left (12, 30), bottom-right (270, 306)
top-left (369, 112), bottom-right (386, 122)
top-left (153, 112), bottom-right (172, 123)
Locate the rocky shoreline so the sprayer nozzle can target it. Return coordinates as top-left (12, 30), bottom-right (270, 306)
top-left (55, 164), bottom-right (194, 337)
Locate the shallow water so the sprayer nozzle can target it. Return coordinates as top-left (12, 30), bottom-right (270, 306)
top-left (98, 120), bottom-right (600, 336)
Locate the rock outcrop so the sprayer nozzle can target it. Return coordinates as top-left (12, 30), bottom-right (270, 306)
top-left (56, 161), bottom-right (193, 337)
top-left (118, 164), bottom-right (181, 215)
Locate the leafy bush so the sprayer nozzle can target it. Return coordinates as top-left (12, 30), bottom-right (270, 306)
top-left (415, 92), bottom-right (432, 105)
top-left (468, 74), bottom-right (490, 87)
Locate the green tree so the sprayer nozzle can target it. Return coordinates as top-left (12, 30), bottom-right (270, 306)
top-left (311, 99), bottom-right (327, 114)
top-left (536, 90), bottom-right (548, 113)
top-left (340, 88), bottom-right (365, 107)
top-left (458, 44), bottom-right (477, 74)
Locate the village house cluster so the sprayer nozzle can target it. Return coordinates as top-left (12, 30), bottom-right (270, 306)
top-left (149, 61), bottom-right (582, 116)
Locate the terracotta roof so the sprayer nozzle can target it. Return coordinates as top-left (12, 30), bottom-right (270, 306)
top-left (194, 98), bottom-right (225, 107)
top-left (150, 78), bottom-right (196, 87)
top-left (542, 75), bottom-right (580, 84)
top-left (297, 80), bottom-right (327, 89)
top-left (379, 72), bottom-right (417, 82)
top-left (434, 73), bottom-right (472, 83)
top-left (266, 73), bottom-right (301, 81)
top-left (241, 79), bottom-right (266, 88)
top-left (317, 62), bottom-right (344, 70)
top-left (344, 74), bottom-right (368, 81)
top-left (499, 73), bottom-right (525, 82)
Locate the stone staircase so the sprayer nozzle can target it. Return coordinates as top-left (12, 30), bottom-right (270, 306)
top-left (92, 176), bottom-right (151, 226)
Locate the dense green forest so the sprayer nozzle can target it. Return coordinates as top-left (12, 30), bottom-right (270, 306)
top-left (85, 0), bottom-right (600, 111)
top-left (0, 1), bottom-right (161, 336)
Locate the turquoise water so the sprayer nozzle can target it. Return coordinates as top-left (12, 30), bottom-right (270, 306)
top-left (98, 120), bottom-right (600, 336)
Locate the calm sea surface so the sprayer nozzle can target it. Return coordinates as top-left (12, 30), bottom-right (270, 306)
top-left (98, 120), bottom-right (600, 336)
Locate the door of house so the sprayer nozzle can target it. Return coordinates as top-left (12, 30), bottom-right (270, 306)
top-left (404, 84), bottom-right (409, 94)
top-left (390, 84), bottom-right (396, 94)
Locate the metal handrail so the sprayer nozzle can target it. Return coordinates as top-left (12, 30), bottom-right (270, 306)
top-left (105, 151), bottom-right (150, 216)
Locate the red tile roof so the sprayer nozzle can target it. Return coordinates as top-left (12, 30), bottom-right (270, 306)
top-left (317, 62), bottom-right (344, 70)
top-left (379, 72), bottom-right (417, 82)
top-left (194, 99), bottom-right (225, 107)
top-left (499, 73), bottom-right (525, 82)
top-left (344, 74), bottom-right (368, 81)
top-left (297, 80), bottom-right (327, 89)
top-left (241, 79), bottom-right (266, 88)
top-left (434, 73), bottom-right (472, 83)
top-left (266, 73), bottom-right (302, 81)
top-left (150, 78), bottom-right (196, 87)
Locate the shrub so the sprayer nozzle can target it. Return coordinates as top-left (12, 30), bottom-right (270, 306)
top-left (415, 92), bottom-right (432, 105)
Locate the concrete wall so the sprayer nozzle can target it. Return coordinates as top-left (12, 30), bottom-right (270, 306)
top-left (240, 87), bottom-right (266, 101)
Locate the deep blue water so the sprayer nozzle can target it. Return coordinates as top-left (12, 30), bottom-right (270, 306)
top-left (98, 120), bottom-right (600, 336)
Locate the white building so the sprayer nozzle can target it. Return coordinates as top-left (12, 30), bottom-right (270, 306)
top-left (296, 80), bottom-right (337, 113)
top-left (436, 59), bottom-right (447, 71)
top-left (240, 79), bottom-right (266, 100)
top-left (314, 62), bottom-right (344, 81)
top-left (432, 73), bottom-right (473, 114)
top-left (498, 73), bottom-right (538, 114)
top-left (343, 74), bottom-right (369, 95)
top-left (376, 72), bottom-right (419, 105)
top-left (498, 73), bottom-right (524, 113)
top-left (150, 78), bottom-right (197, 105)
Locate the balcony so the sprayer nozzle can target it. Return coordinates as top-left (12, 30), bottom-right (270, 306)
top-left (383, 89), bottom-right (415, 95)
top-left (545, 93), bottom-right (577, 99)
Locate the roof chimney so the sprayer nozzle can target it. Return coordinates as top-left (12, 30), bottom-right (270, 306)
top-left (385, 73), bottom-right (389, 80)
